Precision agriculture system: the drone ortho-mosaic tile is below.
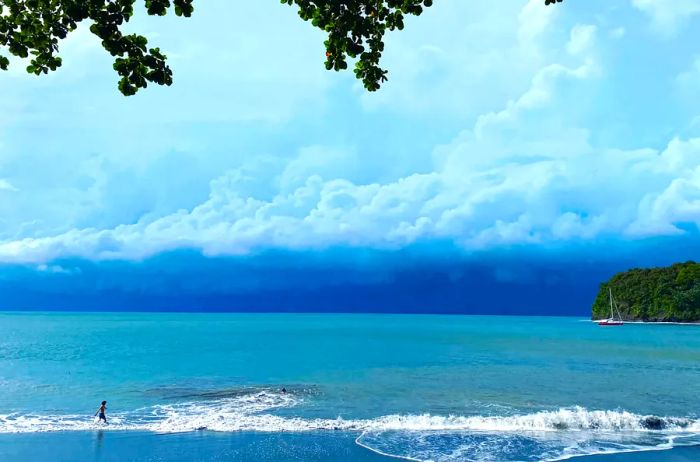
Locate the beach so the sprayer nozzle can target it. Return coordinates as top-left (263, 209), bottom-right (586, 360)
top-left (1, 312), bottom-right (699, 461)
top-left (2, 431), bottom-right (699, 462)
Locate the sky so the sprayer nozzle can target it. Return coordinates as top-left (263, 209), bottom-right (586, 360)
top-left (1, 0), bottom-right (699, 314)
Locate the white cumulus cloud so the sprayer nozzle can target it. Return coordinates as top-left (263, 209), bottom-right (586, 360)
top-left (0, 33), bottom-right (698, 264)
top-left (632, 0), bottom-right (700, 35)
top-left (1, 5), bottom-right (699, 264)
top-left (0, 132), bottom-right (697, 264)
top-left (567, 25), bottom-right (597, 56)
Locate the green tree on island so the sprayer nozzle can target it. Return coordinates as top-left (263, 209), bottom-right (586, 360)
top-left (0, 0), bottom-right (565, 96)
top-left (593, 262), bottom-right (700, 323)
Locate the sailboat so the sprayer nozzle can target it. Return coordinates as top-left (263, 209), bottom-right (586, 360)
top-left (598, 287), bottom-right (624, 326)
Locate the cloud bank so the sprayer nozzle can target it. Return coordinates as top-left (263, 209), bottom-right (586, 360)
top-left (1, 1), bottom-right (699, 265)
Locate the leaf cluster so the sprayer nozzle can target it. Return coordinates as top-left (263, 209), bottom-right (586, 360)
top-left (592, 262), bottom-right (700, 322)
top-left (1, 1), bottom-right (564, 95)
top-left (0, 0), bottom-right (193, 95)
top-left (282, 0), bottom-right (433, 91)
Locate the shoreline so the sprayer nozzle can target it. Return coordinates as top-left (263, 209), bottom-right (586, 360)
top-left (589, 319), bottom-right (700, 326)
top-left (1, 431), bottom-right (698, 462)
top-left (573, 446), bottom-right (700, 462)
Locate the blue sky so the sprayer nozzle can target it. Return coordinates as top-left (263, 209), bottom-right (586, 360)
top-left (1, 0), bottom-right (699, 313)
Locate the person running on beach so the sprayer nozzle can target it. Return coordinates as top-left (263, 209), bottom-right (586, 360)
top-left (95, 401), bottom-right (108, 424)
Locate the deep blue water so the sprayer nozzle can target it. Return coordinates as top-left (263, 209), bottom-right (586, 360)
top-left (1, 312), bottom-right (699, 461)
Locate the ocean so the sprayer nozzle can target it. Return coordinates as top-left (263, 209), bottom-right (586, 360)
top-left (1, 312), bottom-right (699, 462)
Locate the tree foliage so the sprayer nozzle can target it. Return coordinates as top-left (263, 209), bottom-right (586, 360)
top-left (0, 1), bottom-right (195, 95)
top-left (0, 1), bottom-right (564, 95)
top-left (592, 262), bottom-right (700, 322)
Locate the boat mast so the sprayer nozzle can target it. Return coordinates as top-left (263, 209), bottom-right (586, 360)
top-left (608, 287), bottom-right (614, 320)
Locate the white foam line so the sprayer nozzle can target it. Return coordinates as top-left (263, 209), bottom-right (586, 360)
top-left (2, 405), bottom-right (698, 435)
top-left (547, 442), bottom-right (675, 462)
top-left (2, 396), bottom-right (699, 462)
top-left (355, 431), bottom-right (425, 462)
top-left (355, 432), bottom-right (700, 462)
top-left (552, 432), bottom-right (700, 462)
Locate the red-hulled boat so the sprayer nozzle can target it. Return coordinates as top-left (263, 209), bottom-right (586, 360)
top-left (598, 319), bottom-right (624, 326)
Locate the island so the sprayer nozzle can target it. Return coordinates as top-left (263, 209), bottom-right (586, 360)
top-left (592, 261), bottom-right (700, 322)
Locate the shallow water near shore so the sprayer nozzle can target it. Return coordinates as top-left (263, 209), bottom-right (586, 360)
top-left (2, 431), bottom-right (700, 462)
top-left (1, 312), bottom-right (699, 461)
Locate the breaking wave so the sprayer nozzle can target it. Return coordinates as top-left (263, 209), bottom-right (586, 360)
top-left (1, 393), bottom-right (696, 434)
top-left (1, 391), bottom-right (699, 461)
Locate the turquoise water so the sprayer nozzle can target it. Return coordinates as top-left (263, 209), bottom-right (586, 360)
top-left (1, 312), bottom-right (699, 461)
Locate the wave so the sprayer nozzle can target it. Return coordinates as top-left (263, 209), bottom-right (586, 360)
top-left (140, 384), bottom-right (319, 401)
top-left (2, 392), bottom-right (699, 461)
top-left (0, 392), bottom-right (698, 435)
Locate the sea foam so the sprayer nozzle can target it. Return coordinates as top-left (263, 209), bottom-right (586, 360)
top-left (0, 391), bottom-right (697, 435)
top-left (3, 392), bottom-right (699, 462)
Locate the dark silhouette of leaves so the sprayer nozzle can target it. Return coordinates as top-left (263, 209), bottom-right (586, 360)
top-left (0, 1), bottom-right (563, 95)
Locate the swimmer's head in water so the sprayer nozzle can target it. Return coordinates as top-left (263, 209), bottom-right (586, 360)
top-left (101, 401), bottom-right (107, 405)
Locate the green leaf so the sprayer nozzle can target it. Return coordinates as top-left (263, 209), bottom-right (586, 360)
top-left (0, 0), bottom-right (567, 95)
